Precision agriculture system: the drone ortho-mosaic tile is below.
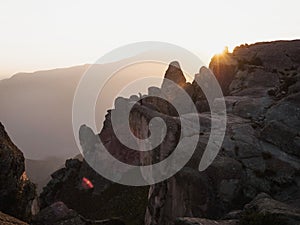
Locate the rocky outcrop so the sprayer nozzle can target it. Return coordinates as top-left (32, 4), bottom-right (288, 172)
top-left (210, 40), bottom-right (300, 96)
top-left (161, 61), bottom-right (187, 88)
top-left (0, 122), bottom-right (36, 222)
top-left (39, 157), bottom-right (148, 225)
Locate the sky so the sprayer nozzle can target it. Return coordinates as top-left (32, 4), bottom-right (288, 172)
top-left (0, 0), bottom-right (299, 79)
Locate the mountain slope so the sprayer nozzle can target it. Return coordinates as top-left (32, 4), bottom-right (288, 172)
top-left (0, 56), bottom-right (167, 160)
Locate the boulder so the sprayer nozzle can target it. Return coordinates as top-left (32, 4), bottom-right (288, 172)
top-left (240, 193), bottom-right (300, 225)
top-left (32, 201), bottom-right (85, 225)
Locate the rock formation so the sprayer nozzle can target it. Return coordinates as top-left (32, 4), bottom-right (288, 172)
top-left (39, 40), bottom-right (300, 225)
top-left (0, 122), bottom-right (36, 222)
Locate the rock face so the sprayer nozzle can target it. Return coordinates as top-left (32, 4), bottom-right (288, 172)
top-left (0, 122), bottom-right (36, 222)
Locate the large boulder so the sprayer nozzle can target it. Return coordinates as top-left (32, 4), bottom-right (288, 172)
top-left (32, 201), bottom-right (85, 225)
top-left (32, 201), bottom-right (125, 225)
top-left (240, 193), bottom-right (300, 225)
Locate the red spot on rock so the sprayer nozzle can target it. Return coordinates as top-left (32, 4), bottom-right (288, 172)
top-left (82, 177), bottom-right (94, 189)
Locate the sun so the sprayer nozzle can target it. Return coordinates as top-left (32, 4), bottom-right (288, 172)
top-left (216, 46), bottom-right (230, 56)
top-left (206, 45), bottom-right (233, 66)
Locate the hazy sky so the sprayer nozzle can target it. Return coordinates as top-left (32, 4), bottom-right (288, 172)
top-left (0, 0), bottom-right (299, 79)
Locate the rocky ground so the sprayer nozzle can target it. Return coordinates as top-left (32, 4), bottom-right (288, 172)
top-left (0, 40), bottom-right (300, 225)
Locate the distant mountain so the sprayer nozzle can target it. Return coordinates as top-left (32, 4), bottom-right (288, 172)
top-left (0, 64), bottom-right (89, 159)
top-left (0, 57), bottom-right (166, 160)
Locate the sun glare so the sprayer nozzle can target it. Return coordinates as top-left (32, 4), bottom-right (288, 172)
top-left (217, 46), bottom-right (230, 56)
